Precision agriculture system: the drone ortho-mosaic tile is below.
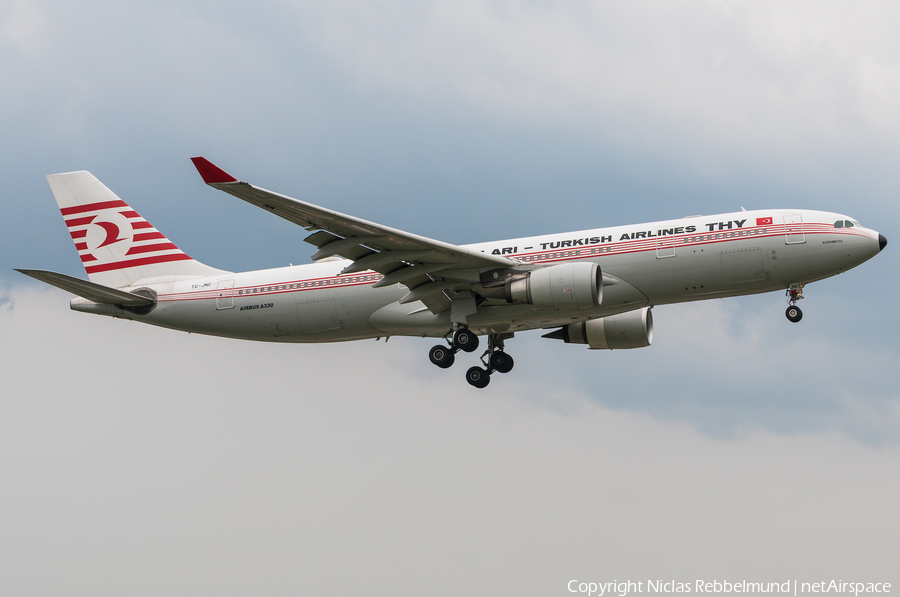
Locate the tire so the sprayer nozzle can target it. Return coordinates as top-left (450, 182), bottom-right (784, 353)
top-left (429, 344), bottom-right (455, 369)
top-left (785, 305), bottom-right (803, 323)
top-left (453, 328), bottom-right (480, 353)
top-left (489, 351), bottom-right (514, 374)
top-left (465, 366), bottom-right (491, 388)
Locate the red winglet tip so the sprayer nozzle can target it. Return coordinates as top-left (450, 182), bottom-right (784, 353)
top-left (190, 157), bottom-right (238, 184)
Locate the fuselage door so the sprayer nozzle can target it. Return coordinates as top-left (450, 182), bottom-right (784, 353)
top-left (783, 214), bottom-right (805, 244)
top-left (216, 279), bottom-right (235, 310)
top-left (656, 236), bottom-right (675, 258)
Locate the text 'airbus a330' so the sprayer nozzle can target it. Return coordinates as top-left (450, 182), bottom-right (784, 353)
top-left (18, 158), bottom-right (887, 388)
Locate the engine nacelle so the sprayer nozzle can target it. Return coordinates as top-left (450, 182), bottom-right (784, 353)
top-left (546, 307), bottom-right (653, 349)
top-left (505, 262), bottom-right (602, 310)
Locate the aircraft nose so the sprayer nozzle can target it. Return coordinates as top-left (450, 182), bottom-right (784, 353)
top-left (879, 233), bottom-right (888, 252)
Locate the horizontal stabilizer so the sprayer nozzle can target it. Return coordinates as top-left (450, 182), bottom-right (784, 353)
top-left (15, 269), bottom-right (155, 306)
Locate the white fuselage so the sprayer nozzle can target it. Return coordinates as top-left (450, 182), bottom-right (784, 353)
top-left (73, 209), bottom-right (882, 342)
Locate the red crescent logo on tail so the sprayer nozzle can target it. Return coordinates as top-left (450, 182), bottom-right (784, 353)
top-left (95, 221), bottom-right (127, 248)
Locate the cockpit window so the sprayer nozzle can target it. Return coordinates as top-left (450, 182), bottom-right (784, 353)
top-left (845, 220), bottom-right (855, 228)
top-left (834, 220), bottom-right (843, 228)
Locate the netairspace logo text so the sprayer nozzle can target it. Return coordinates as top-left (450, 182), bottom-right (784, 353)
top-left (567, 580), bottom-right (892, 597)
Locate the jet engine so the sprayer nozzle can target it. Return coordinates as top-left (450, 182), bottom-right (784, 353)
top-left (483, 262), bottom-right (602, 310)
top-left (543, 307), bottom-right (653, 349)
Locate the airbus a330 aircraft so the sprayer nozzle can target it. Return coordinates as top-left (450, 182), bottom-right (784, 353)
top-left (18, 158), bottom-right (887, 388)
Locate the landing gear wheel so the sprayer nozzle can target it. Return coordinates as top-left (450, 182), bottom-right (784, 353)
top-left (786, 305), bottom-right (803, 323)
top-left (489, 351), bottom-right (514, 374)
top-left (465, 366), bottom-right (491, 388)
top-left (453, 328), bottom-right (479, 353)
top-left (429, 345), bottom-right (456, 369)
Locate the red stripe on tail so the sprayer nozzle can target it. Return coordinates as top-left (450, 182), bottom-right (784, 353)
top-left (60, 200), bottom-right (128, 216)
top-left (65, 215), bottom-right (97, 228)
top-left (132, 232), bottom-right (166, 242)
top-left (84, 253), bottom-right (194, 274)
top-left (125, 242), bottom-right (179, 256)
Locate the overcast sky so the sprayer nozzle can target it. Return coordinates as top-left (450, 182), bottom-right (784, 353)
top-left (2, 2), bottom-right (899, 595)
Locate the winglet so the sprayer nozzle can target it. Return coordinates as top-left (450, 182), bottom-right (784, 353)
top-left (190, 157), bottom-right (238, 184)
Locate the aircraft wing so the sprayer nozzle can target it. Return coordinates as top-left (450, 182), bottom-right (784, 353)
top-left (191, 157), bottom-right (516, 313)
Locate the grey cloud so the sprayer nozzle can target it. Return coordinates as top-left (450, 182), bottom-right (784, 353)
top-left (1, 285), bottom-right (898, 596)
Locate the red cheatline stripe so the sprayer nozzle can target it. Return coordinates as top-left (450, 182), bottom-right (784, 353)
top-left (131, 221), bottom-right (153, 230)
top-left (119, 210), bottom-right (141, 218)
top-left (75, 242), bottom-right (88, 251)
top-left (81, 254), bottom-right (97, 262)
top-left (60, 200), bottom-right (128, 216)
top-left (65, 215), bottom-right (97, 227)
top-left (126, 242), bottom-right (179, 256)
top-left (70, 230), bottom-right (87, 239)
top-left (133, 231), bottom-right (166, 242)
top-left (84, 253), bottom-right (193, 274)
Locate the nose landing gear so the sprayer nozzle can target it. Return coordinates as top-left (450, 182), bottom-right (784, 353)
top-left (785, 283), bottom-right (804, 323)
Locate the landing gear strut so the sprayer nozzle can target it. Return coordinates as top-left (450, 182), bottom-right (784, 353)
top-left (785, 283), bottom-right (804, 323)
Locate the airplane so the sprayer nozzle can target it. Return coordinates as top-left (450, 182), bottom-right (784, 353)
top-left (17, 158), bottom-right (887, 388)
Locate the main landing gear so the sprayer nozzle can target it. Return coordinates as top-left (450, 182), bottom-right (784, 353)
top-left (785, 283), bottom-right (804, 323)
top-left (428, 330), bottom-right (514, 389)
top-left (428, 327), bottom-right (479, 369)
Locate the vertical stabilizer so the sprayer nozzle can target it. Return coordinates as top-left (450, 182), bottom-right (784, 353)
top-left (47, 170), bottom-right (226, 288)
